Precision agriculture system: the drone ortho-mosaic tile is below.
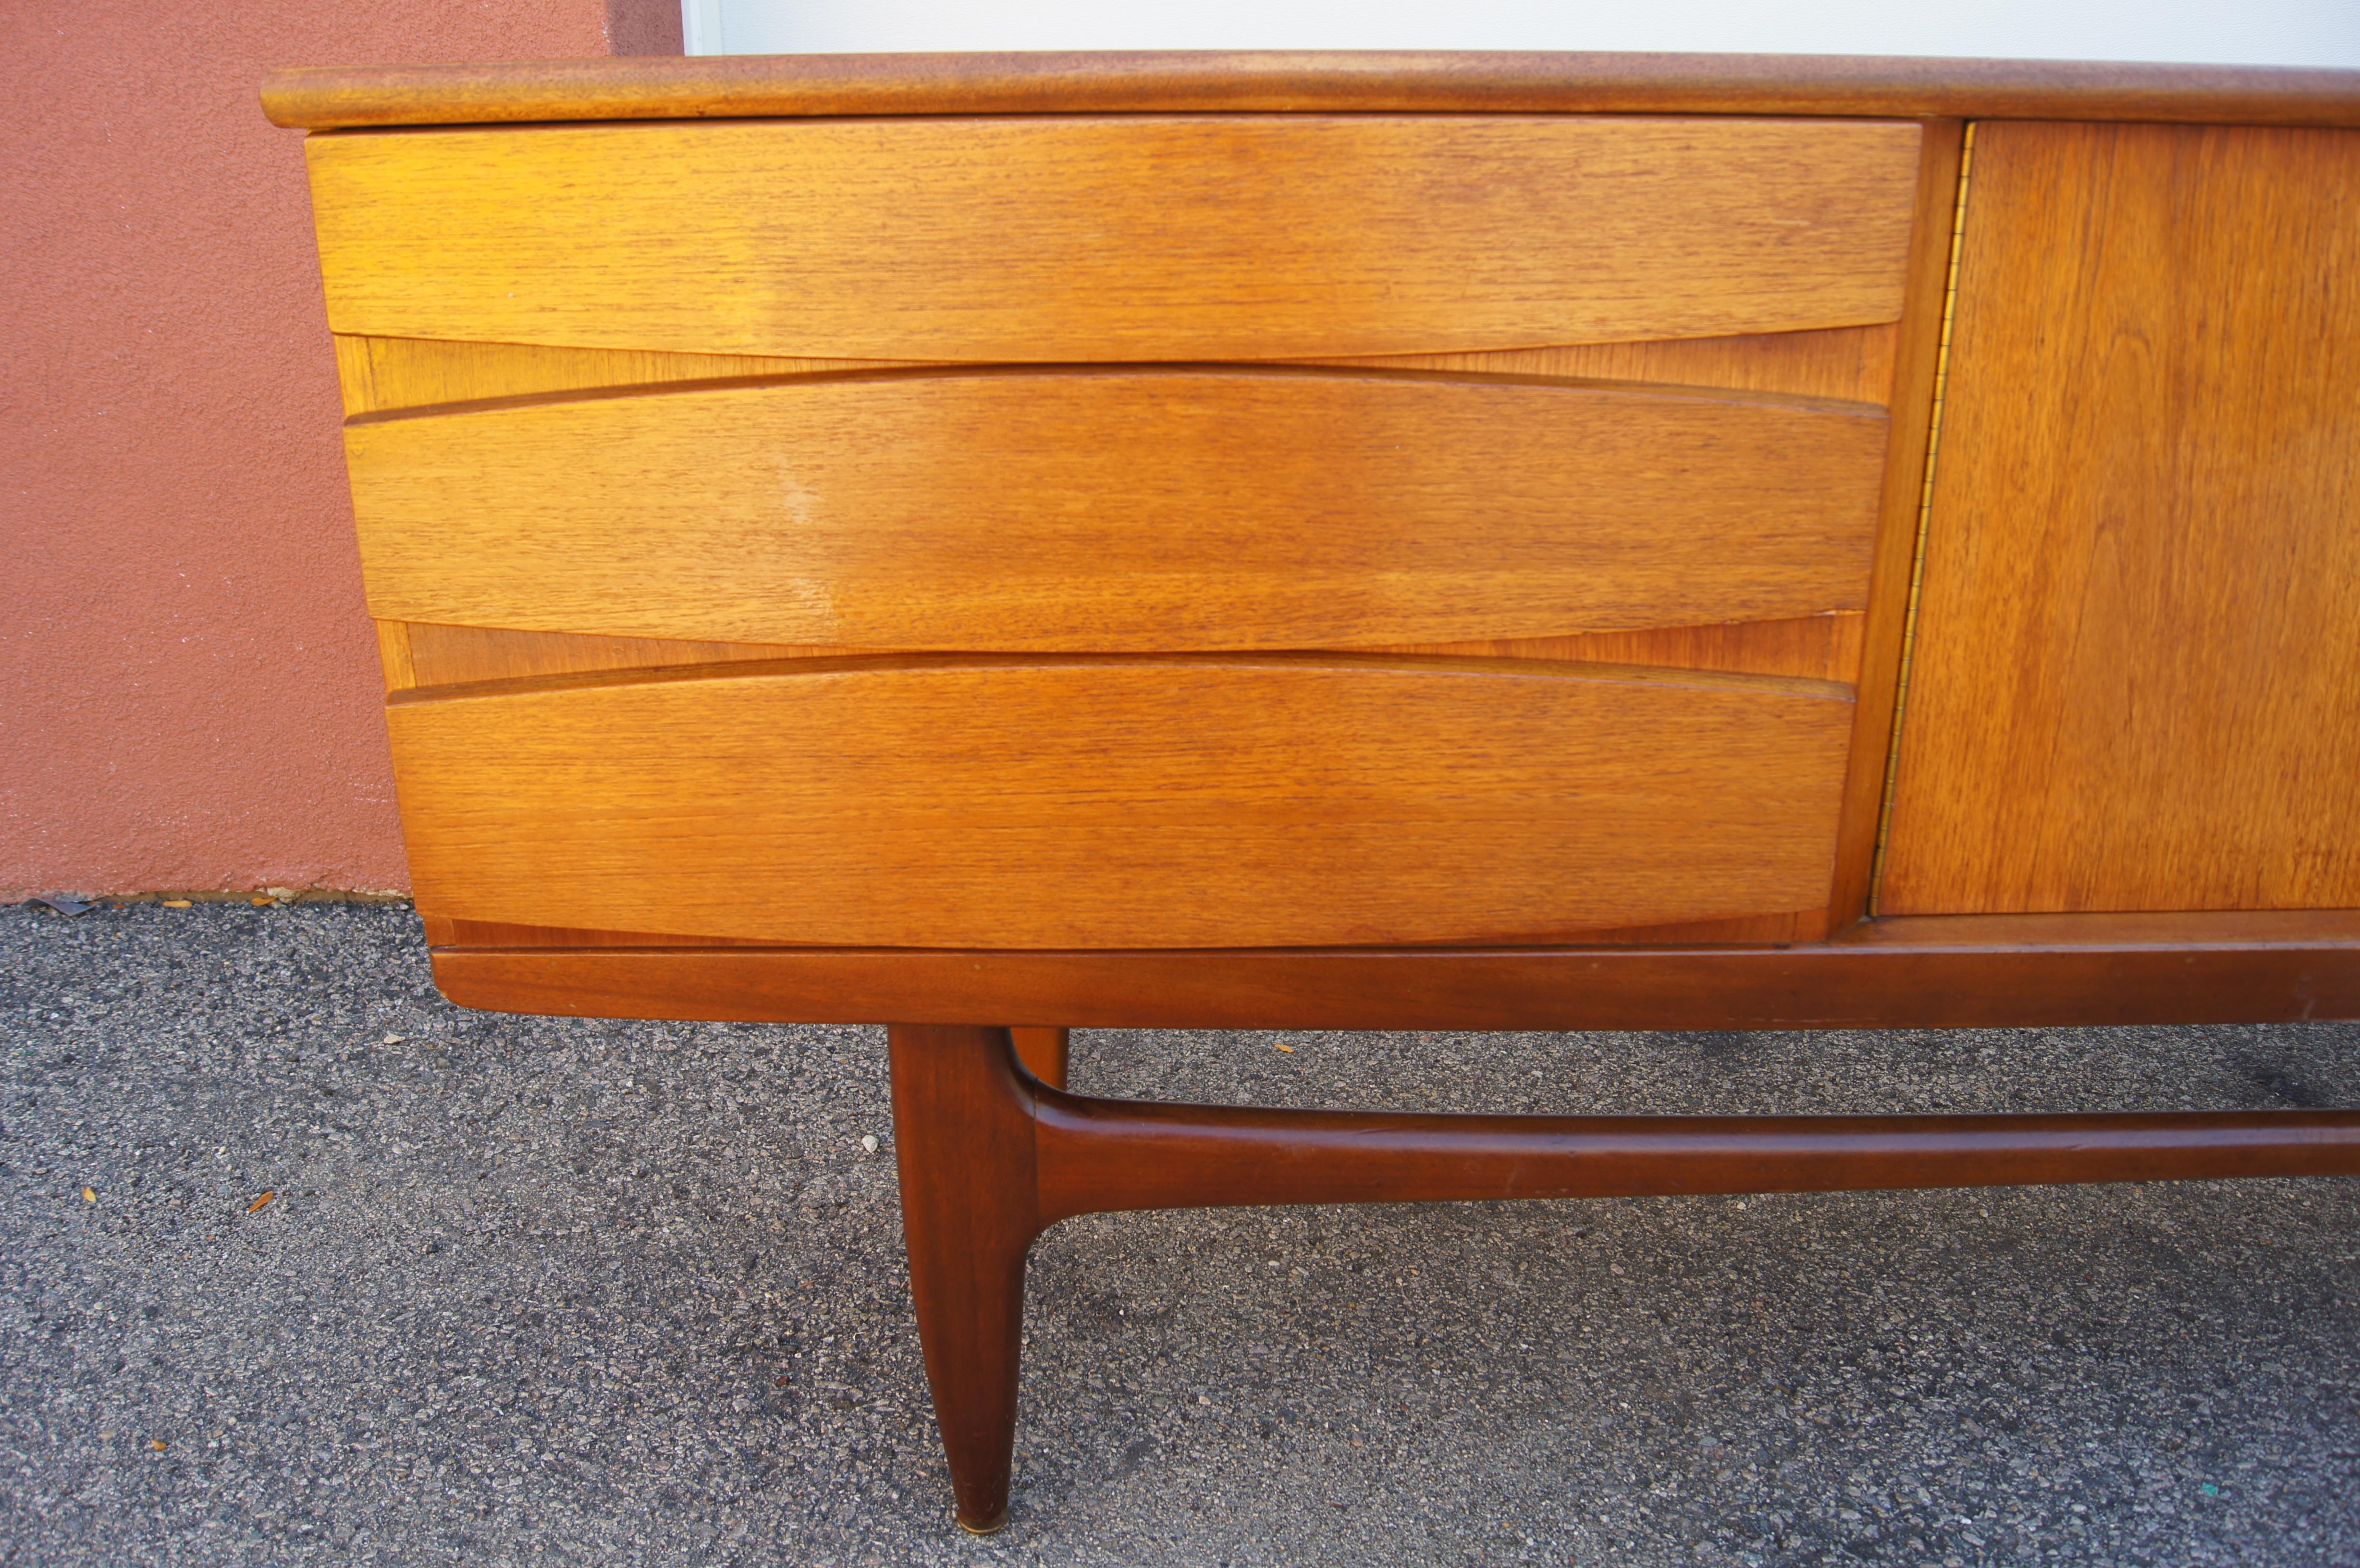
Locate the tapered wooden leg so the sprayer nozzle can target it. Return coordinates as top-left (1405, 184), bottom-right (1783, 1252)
top-left (1009, 1027), bottom-right (1071, 1090)
top-left (886, 1020), bottom-right (2360, 1530)
top-left (888, 1024), bottom-right (1043, 1533)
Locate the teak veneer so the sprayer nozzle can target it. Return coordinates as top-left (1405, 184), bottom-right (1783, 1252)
top-left (303, 115), bottom-right (1920, 361)
top-left (269, 53), bottom-right (2360, 1533)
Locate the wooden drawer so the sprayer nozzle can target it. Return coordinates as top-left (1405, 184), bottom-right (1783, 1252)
top-left (312, 105), bottom-right (1946, 950)
top-left (347, 368), bottom-right (1890, 652)
top-left (306, 115), bottom-right (1923, 361)
top-left (389, 656), bottom-right (1855, 948)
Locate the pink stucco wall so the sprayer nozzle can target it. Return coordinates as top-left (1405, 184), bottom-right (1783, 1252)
top-left (1, 1), bottom-right (680, 899)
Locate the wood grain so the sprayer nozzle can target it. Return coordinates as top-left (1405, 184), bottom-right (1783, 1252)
top-left (332, 333), bottom-right (930, 418)
top-left (878, 1021), bottom-right (2360, 1529)
top-left (1036, 1087), bottom-right (2360, 1222)
top-left (428, 910), bottom-right (2360, 1031)
top-left (1373, 613), bottom-right (1865, 685)
top-left (333, 324), bottom-right (1897, 416)
top-left (386, 655), bottom-right (1856, 949)
top-left (259, 53), bottom-right (2360, 132)
top-left (370, 619), bottom-right (415, 695)
top-left (1825, 119), bottom-right (1969, 927)
top-left (347, 369), bottom-right (1889, 652)
top-left (889, 1025), bottom-right (1035, 1533)
top-left (1879, 123), bottom-right (2360, 915)
top-left (419, 906), bottom-right (1824, 951)
top-left (383, 613), bottom-right (1867, 694)
top-left (1009, 1027), bottom-right (1071, 1090)
top-left (391, 621), bottom-right (878, 693)
top-left (305, 116), bottom-right (1921, 361)
top-left (1300, 324), bottom-right (1896, 408)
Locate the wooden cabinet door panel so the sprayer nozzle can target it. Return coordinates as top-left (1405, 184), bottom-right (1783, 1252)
top-left (1880, 122), bottom-right (2360, 913)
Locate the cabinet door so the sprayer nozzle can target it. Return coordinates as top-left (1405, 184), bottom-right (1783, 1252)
top-left (1880, 122), bottom-right (2360, 914)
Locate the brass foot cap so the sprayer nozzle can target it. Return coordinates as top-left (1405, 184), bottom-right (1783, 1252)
top-left (956, 1510), bottom-right (1009, 1536)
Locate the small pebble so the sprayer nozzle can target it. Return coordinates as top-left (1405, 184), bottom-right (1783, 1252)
top-left (860, 1135), bottom-right (879, 1153)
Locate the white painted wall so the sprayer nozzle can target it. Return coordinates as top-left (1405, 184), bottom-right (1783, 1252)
top-left (683, 0), bottom-right (2360, 69)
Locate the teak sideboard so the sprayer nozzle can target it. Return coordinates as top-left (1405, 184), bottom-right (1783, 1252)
top-left (263, 52), bottom-right (2360, 1531)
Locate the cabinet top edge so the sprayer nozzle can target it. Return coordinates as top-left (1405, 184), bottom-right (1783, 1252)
top-left (259, 51), bottom-right (2360, 132)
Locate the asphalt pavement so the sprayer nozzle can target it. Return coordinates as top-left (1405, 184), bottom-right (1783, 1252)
top-left (2, 900), bottom-right (2355, 1566)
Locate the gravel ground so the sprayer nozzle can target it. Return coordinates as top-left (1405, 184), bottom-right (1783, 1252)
top-left (2, 899), bottom-right (2356, 1567)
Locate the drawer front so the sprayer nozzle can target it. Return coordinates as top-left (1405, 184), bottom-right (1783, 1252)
top-left (307, 115), bottom-right (1923, 362)
top-left (389, 657), bottom-right (1855, 949)
top-left (347, 369), bottom-right (1888, 652)
top-left (316, 109), bottom-right (1944, 951)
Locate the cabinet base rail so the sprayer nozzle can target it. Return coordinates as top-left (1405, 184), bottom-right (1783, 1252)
top-left (888, 1022), bottom-right (2360, 1531)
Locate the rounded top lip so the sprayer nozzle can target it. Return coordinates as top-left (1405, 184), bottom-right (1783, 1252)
top-left (259, 50), bottom-right (2360, 132)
